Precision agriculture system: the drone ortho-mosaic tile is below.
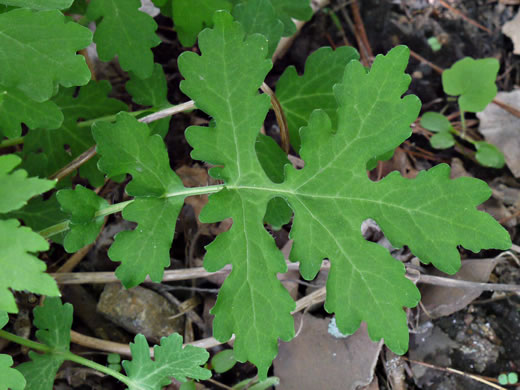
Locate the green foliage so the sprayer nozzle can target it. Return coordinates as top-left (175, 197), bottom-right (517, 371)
top-left (420, 112), bottom-right (453, 133)
top-left (211, 350), bottom-right (237, 373)
top-left (17, 298), bottom-right (73, 390)
top-left (87, 0), bottom-right (160, 79)
top-left (430, 131), bottom-right (455, 149)
top-left (0, 3), bottom-right (513, 386)
top-left (8, 195), bottom-right (67, 244)
top-left (0, 0), bottom-right (73, 9)
top-left (0, 85), bottom-right (63, 139)
top-left (0, 155), bottom-right (59, 313)
top-left (475, 141), bottom-right (505, 168)
top-left (0, 155), bottom-right (55, 214)
top-left (57, 185), bottom-right (108, 252)
top-left (233, 0), bottom-right (283, 57)
top-left (178, 12), bottom-right (511, 378)
top-left (0, 311), bottom-right (26, 390)
top-left (126, 63), bottom-right (171, 137)
top-left (23, 80), bottom-right (127, 185)
top-left (123, 333), bottom-right (211, 388)
top-left (267, 0), bottom-right (313, 35)
top-left (179, 13), bottom-right (296, 377)
top-left (276, 46), bottom-right (360, 150)
top-left (233, 377), bottom-right (280, 390)
top-left (0, 8), bottom-right (91, 102)
top-left (93, 113), bottom-right (185, 287)
top-left (0, 218), bottom-right (60, 315)
top-left (255, 134), bottom-right (293, 229)
top-left (442, 57), bottom-right (499, 113)
top-left (172, 0), bottom-right (232, 47)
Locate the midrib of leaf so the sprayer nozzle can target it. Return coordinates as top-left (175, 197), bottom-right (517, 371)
top-left (108, 0), bottom-right (135, 52)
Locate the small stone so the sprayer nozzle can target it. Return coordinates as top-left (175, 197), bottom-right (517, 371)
top-left (97, 284), bottom-right (184, 343)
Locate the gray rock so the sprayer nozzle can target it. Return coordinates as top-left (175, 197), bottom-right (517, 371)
top-left (97, 284), bottom-right (184, 343)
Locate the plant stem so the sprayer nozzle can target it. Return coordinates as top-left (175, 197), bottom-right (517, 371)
top-left (0, 330), bottom-right (52, 353)
top-left (0, 329), bottom-right (133, 387)
top-left (459, 110), bottom-right (467, 137)
top-left (76, 108), bottom-right (152, 128)
top-left (64, 352), bottom-right (132, 386)
top-left (0, 136), bottom-right (24, 149)
top-left (39, 185), bottom-right (225, 239)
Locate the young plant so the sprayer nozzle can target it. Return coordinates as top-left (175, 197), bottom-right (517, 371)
top-left (420, 57), bottom-right (505, 168)
top-left (0, 298), bottom-right (211, 389)
top-left (0, 0), bottom-right (512, 387)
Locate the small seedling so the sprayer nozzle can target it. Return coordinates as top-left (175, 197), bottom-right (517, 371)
top-left (498, 372), bottom-right (518, 385)
top-left (420, 57), bottom-right (505, 168)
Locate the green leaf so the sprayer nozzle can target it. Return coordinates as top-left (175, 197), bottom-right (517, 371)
top-left (475, 141), bottom-right (505, 168)
top-left (429, 131), bottom-right (455, 149)
top-left (93, 112), bottom-right (186, 287)
top-left (179, 14), bottom-right (511, 377)
top-left (233, 377), bottom-right (280, 390)
top-left (276, 46), bottom-right (360, 151)
top-left (172, 0), bottom-right (232, 47)
top-left (255, 134), bottom-right (293, 229)
top-left (0, 0), bottom-right (73, 10)
top-left (179, 381), bottom-right (196, 390)
top-left (122, 333), bottom-right (211, 389)
top-left (7, 194), bottom-right (67, 245)
top-left (0, 154), bottom-right (55, 214)
top-left (0, 85), bottom-right (63, 139)
top-left (270, 0), bottom-right (312, 35)
top-left (0, 219), bottom-right (60, 313)
top-left (420, 112), bottom-right (452, 133)
top-left (57, 185), bottom-right (108, 252)
top-left (442, 57), bottom-right (499, 113)
top-left (0, 311), bottom-right (26, 390)
top-left (0, 8), bottom-right (92, 102)
top-left (234, 0), bottom-right (313, 36)
top-left (179, 11), bottom-right (296, 377)
top-left (17, 298), bottom-right (72, 390)
top-left (211, 349), bottom-right (237, 373)
top-left (88, 0), bottom-right (160, 79)
top-left (126, 63), bottom-right (171, 137)
top-left (233, 0), bottom-right (283, 57)
top-left (23, 80), bottom-right (127, 186)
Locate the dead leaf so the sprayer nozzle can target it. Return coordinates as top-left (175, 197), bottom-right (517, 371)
top-left (420, 258), bottom-right (499, 319)
top-left (477, 90), bottom-right (520, 178)
top-left (274, 313), bottom-right (382, 390)
top-left (503, 10), bottom-right (520, 54)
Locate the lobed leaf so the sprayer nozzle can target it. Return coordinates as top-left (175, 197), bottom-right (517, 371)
top-left (179, 13), bottom-right (511, 377)
top-left (172, 0), bottom-right (232, 47)
top-left (0, 8), bottom-right (91, 102)
top-left (126, 63), bottom-right (171, 137)
top-left (442, 57), bottom-right (499, 113)
top-left (0, 0), bottom-right (73, 10)
top-left (0, 85), bottom-right (63, 139)
top-left (179, 11), bottom-right (295, 377)
top-left (0, 155), bottom-right (55, 214)
top-left (57, 185), bottom-right (108, 252)
top-left (0, 219), bottom-right (60, 313)
top-left (88, 0), bottom-right (161, 79)
top-left (276, 46), bottom-right (359, 150)
top-left (23, 80), bottom-right (127, 186)
top-left (233, 0), bottom-right (283, 57)
top-left (7, 194), bottom-right (67, 244)
top-left (93, 113), bottom-right (185, 287)
top-left (17, 298), bottom-right (72, 390)
top-left (122, 333), bottom-right (211, 389)
top-left (0, 311), bottom-right (26, 390)
top-left (233, 0), bottom-right (312, 36)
